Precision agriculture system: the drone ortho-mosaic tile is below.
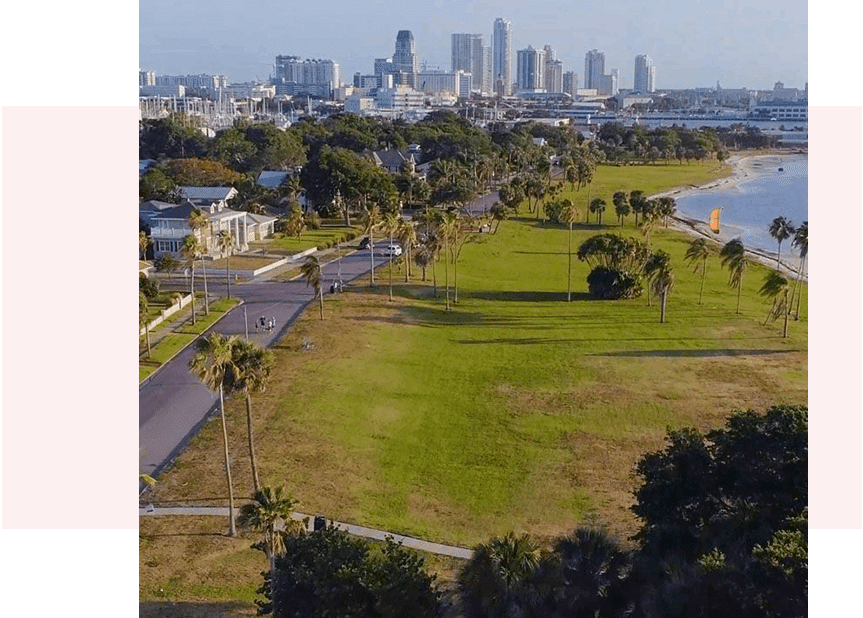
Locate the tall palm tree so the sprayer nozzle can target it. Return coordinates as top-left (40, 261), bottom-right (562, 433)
top-left (238, 486), bottom-right (305, 618)
top-left (720, 238), bottom-right (750, 315)
top-left (440, 209), bottom-right (460, 310)
top-left (181, 235), bottom-right (200, 325)
top-left (613, 191), bottom-right (630, 226)
top-left (489, 202), bottom-right (508, 234)
top-left (768, 216), bottom-right (795, 268)
top-left (458, 532), bottom-right (542, 618)
top-left (791, 221), bottom-right (807, 320)
top-left (217, 229), bottom-right (235, 299)
top-left (640, 199), bottom-right (661, 247)
top-left (225, 340), bottom-right (274, 492)
top-left (189, 209), bottom-right (211, 314)
top-left (383, 211), bottom-right (401, 301)
top-left (590, 197), bottom-right (607, 226)
top-left (651, 264), bottom-right (675, 323)
top-left (300, 255), bottom-right (324, 320)
top-left (361, 204), bottom-right (381, 286)
top-left (760, 270), bottom-right (791, 337)
top-left (139, 230), bottom-right (152, 261)
top-left (139, 291), bottom-right (151, 359)
top-left (684, 237), bottom-right (710, 305)
top-left (396, 218), bottom-right (417, 282)
top-left (560, 199), bottom-right (579, 302)
top-left (189, 333), bottom-right (240, 536)
top-left (643, 250), bottom-right (671, 307)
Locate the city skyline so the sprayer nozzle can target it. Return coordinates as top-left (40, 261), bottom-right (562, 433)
top-left (140, 0), bottom-right (807, 90)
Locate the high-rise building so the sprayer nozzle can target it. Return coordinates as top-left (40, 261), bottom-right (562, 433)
top-left (563, 71), bottom-right (577, 96)
top-left (274, 56), bottom-right (340, 98)
top-left (634, 54), bottom-right (656, 92)
top-left (516, 46), bottom-right (545, 92)
top-left (392, 30), bottom-right (419, 87)
top-left (584, 49), bottom-right (605, 90)
top-left (452, 33), bottom-right (488, 93)
top-left (493, 18), bottom-right (513, 96)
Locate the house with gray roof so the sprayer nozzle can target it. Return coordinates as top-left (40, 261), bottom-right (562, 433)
top-left (180, 186), bottom-right (238, 209)
top-left (150, 198), bottom-right (259, 258)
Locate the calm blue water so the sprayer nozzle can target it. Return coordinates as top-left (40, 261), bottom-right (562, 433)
top-left (675, 155), bottom-right (808, 258)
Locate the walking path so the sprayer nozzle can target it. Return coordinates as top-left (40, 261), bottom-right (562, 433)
top-left (139, 505), bottom-right (474, 559)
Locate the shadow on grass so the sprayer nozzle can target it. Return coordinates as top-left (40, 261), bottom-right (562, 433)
top-left (140, 601), bottom-right (255, 618)
top-left (466, 290), bottom-right (593, 303)
top-left (590, 348), bottom-right (801, 358)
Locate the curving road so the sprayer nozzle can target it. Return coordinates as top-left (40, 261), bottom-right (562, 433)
top-left (139, 247), bottom-right (385, 480)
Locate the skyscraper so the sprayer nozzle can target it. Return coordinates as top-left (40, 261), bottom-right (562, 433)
top-left (563, 71), bottom-right (577, 96)
top-left (584, 49), bottom-right (605, 90)
top-left (493, 18), bottom-right (512, 96)
top-left (393, 30), bottom-right (419, 87)
top-left (634, 54), bottom-right (656, 92)
top-left (452, 33), bottom-right (488, 93)
top-left (516, 46), bottom-right (545, 92)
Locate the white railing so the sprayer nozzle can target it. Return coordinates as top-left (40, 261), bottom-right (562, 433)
top-left (151, 228), bottom-right (190, 239)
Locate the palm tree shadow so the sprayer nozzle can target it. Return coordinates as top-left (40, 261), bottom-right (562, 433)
top-left (590, 348), bottom-right (799, 358)
top-left (140, 601), bottom-right (253, 618)
top-left (467, 290), bottom-right (593, 303)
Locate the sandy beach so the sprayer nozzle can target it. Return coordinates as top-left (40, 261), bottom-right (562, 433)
top-left (651, 152), bottom-right (807, 281)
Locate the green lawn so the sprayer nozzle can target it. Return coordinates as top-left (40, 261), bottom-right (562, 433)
top-left (251, 225), bottom-right (361, 253)
top-left (143, 160), bottom-right (806, 601)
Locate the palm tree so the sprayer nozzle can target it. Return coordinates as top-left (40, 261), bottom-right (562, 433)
top-left (791, 221), bottom-right (807, 320)
top-left (361, 204), bottom-right (381, 286)
top-left (640, 199), bottom-right (662, 246)
top-left (414, 244), bottom-right (433, 282)
top-left (139, 230), bottom-right (152, 261)
top-left (300, 255), bottom-right (323, 320)
top-left (189, 333), bottom-right (240, 536)
top-left (458, 532), bottom-right (542, 618)
top-left (489, 202), bottom-right (508, 234)
top-left (217, 230), bottom-right (235, 299)
top-left (440, 209), bottom-right (461, 310)
top-left (560, 199), bottom-right (579, 302)
top-left (684, 237), bottom-right (710, 305)
top-left (238, 486), bottom-right (305, 618)
top-left (651, 264), bottom-right (675, 323)
top-left (549, 527), bottom-right (632, 618)
top-left (613, 191), bottom-right (630, 226)
top-left (396, 218), bottom-right (417, 282)
top-left (768, 216), bottom-right (795, 268)
top-left (181, 235), bottom-right (200, 325)
top-left (629, 190), bottom-right (645, 227)
top-left (139, 291), bottom-right (151, 359)
top-left (189, 209), bottom-right (211, 314)
top-left (643, 250), bottom-right (671, 307)
top-left (760, 270), bottom-right (791, 337)
top-left (383, 211), bottom-right (401, 301)
top-left (720, 238), bottom-right (750, 315)
top-left (225, 340), bottom-right (274, 492)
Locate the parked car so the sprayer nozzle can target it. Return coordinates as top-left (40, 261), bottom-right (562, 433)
top-left (359, 237), bottom-right (371, 249)
top-left (382, 244), bottom-right (403, 257)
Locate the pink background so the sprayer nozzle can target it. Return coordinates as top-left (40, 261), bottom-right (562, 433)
top-left (2, 106), bottom-right (860, 530)
top-left (2, 106), bottom-right (140, 529)
top-left (807, 105), bottom-right (862, 529)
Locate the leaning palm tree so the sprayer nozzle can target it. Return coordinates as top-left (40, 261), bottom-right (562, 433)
top-left (790, 221), bottom-right (808, 320)
top-left (684, 237), bottom-right (711, 305)
top-left (181, 235), bottom-right (201, 325)
top-left (768, 216), bottom-right (795, 268)
top-left (361, 204), bottom-right (381, 286)
top-left (225, 340), bottom-right (274, 492)
top-left (720, 238), bottom-right (750, 315)
top-left (760, 270), bottom-right (791, 337)
top-left (300, 255), bottom-right (323, 320)
top-left (489, 202), bottom-right (508, 234)
top-left (560, 199), bottom-right (579, 302)
top-left (458, 532), bottom-right (542, 618)
top-left (189, 208), bottom-right (211, 314)
top-left (217, 230), bottom-right (235, 299)
top-left (189, 333), bottom-right (240, 536)
top-left (238, 486), bottom-right (305, 618)
top-left (396, 218), bottom-right (417, 283)
top-left (139, 230), bottom-right (152, 261)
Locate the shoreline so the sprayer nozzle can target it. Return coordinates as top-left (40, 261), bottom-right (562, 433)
top-left (650, 152), bottom-right (807, 281)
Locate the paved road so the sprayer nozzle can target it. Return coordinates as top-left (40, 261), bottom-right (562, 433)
top-left (139, 506), bottom-right (474, 559)
top-left (139, 247), bottom-right (386, 479)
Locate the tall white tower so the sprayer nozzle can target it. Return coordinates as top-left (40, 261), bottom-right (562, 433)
top-left (493, 18), bottom-right (513, 96)
top-left (634, 54), bottom-right (656, 92)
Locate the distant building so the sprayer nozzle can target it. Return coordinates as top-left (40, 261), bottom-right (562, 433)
top-left (516, 46), bottom-right (546, 93)
top-left (546, 59), bottom-right (563, 93)
top-left (392, 30), bottom-right (419, 88)
top-left (563, 71), bottom-right (578, 96)
top-left (493, 18), bottom-right (513, 96)
top-left (452, 33), bottom-right (489, 93)
top-left (375, 85), bottom-right (424, 111)
top-left (749, 99), bottom-right (808, 121)
top-left (634, 55), bottom-right (656, 93)
top-left (584, 50), bottom-right (605, 90)
top-left (141, 84), bottom-right (185, 97)
top-left (417, 69), bottom-right (471, 100)
top-left (154, 73), bottom-right (229, 93)
top-left (139, 69), bottom-right (155, 87)
top-left (274, 55), bottom-right (340, 98)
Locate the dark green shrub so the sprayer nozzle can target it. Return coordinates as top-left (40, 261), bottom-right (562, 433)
top-left (586, 266), bottom-right (643, 299)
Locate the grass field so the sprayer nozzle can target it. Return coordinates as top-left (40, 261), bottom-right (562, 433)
top-left (249, 225), bottom-right (361, 254)
top-left (141, 160), bottom-right (806, 603)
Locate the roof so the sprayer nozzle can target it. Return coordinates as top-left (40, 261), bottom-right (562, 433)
top-left (247, 213), bottom-right (277, 225)
top-left (372, 149), bottom-right (409, 170)
top-left (257, 171), bottom-right (290, 188)
top-left (152, 201), bottom-right (199, 220)
top-left (180, 186), bottom-right (238, 202)
top-left (139, 200), bottom-right (176, 212)
top-left (139, 159), bottom-right (156, 175)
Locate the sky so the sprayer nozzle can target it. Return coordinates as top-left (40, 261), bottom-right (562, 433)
top-left (139, 0), bottom-right (808, 90)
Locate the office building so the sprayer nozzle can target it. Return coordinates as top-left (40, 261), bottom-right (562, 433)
top-left (563, 71), bottom-right (577, 96)
top-left (516, 46), bottom-right (545, 92)
top-left (392, 30), bottom-right (419, 87)
top-left (634, 54), bottom-right (656, 93)
top-left (493, 18), bottom-right (513, 95)
top-left (452, 33), bottom-right (488, 93)
top-left (417, 69), bottom-right (471, 100)
top-left (274, 56), bottom-right (340, 98)
top-left (584, 50), bottom-right (605, 90)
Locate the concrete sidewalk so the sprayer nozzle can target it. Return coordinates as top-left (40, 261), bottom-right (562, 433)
top-left (139, 505), bottom-right (473, 560)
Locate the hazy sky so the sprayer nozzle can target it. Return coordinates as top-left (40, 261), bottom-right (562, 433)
top-left (141, 0), bottom-right (806, 90)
